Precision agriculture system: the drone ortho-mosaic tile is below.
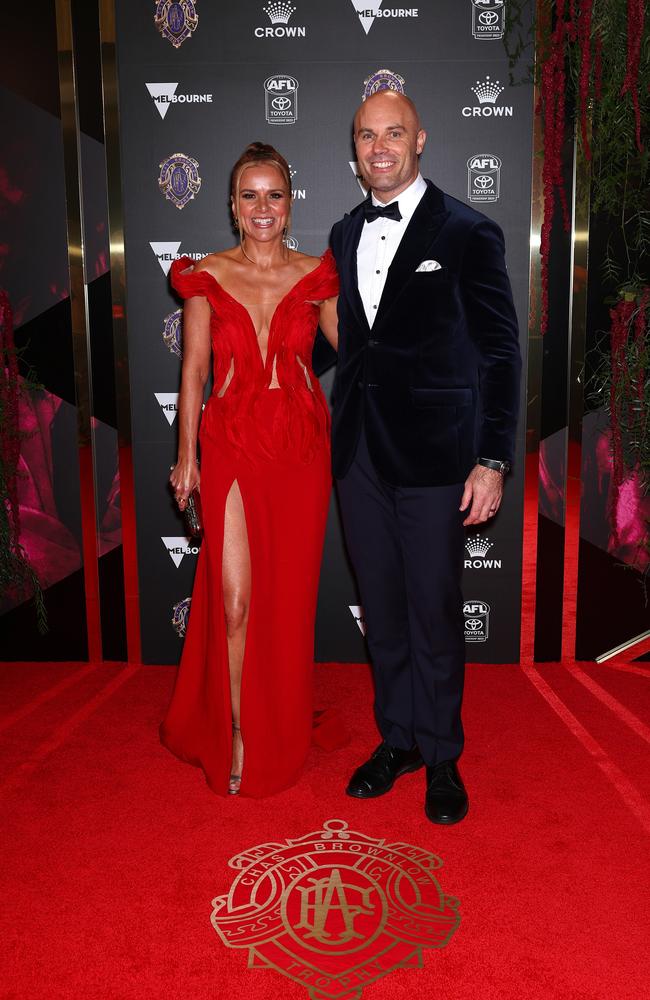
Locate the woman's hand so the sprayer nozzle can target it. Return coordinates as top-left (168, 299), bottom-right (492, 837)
top-left (169, 457), bottom-right (200, 512)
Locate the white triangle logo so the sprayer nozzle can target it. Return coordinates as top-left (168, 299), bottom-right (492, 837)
top-left (154, 392), bottom-right (179, 426)
top-left (350, 0), bottom-right (382, 34)
top-left (349, 605), bottom-right (367, 636)
top-left (161, 536), bottom-right (193, 569)
top-left (150, 241), bottom-right (181, 276)
top-left (349, 161), bottom-right (369, 196)
top-left (145, 83), bottom-right (179, 120)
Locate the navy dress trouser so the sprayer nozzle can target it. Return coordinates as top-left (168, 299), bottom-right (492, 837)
top-left (336, 428), bottom-right (466, 766)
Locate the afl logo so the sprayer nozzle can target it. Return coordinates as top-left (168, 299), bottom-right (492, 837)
top-left (154, 0), bottom-right (198, 49)
top-left (463, 599), bottom-right (490, 641)
top-left (467, 153), bottom-right (501, 203)
top-left (158, 153), bottom-right (202, 209)
top-left (264, 75), bottom-right (299, 125)
top-left (211, 819), bottom-right (460, 997)
top-left (471, 0), bottom-right (505, 40)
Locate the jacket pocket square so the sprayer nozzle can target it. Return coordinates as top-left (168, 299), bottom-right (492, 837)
top-left (415, 259), bottom-right (442, 272)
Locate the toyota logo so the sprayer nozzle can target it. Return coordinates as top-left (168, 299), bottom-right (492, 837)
top-left (474, 175), bottom-right (494, 189)
top-left (272, 96), bottom-right (291, 111)
top-left (479, 10), bottom-right (499, 24)
top-left (465, 618), bottom-right (483, 630)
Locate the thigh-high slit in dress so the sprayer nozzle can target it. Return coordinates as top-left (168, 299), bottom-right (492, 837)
top-left (160, 250), bottom-right (339, 797)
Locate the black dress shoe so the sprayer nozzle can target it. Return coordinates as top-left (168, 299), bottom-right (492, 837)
top-left (346, 742), bottom-right (424, 798)
top-left (425, 760), bottom-right (469, 825)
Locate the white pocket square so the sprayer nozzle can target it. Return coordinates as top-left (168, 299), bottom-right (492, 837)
top-left (415, 259), bottom-right (442, 272)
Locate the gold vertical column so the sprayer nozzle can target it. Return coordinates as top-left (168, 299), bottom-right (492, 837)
top-left (563, 137), bottom-right (591, 660)
top-left (55, 0), bottom-right (102, 661)
top-left (520, 71), bottom-right (544, 664)
top-left (99, 0), bottom-right (141, 663)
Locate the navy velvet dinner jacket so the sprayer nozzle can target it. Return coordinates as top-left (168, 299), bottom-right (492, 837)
top-left (328, 179), bottom-right (522, 488)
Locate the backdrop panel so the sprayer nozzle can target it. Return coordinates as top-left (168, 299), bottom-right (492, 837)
top-left (114, 0), bottom-right (534, 664)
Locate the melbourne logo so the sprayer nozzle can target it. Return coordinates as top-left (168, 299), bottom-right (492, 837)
top-left (154, 0), bottom-right (198, 48)
top-left (171, 596), bottom-right (191, 637)
top-left (467, 153), bottom-right (501, 203)
top-left (349, 605), bottom-right (367, 636)
top-left (145, 83), bottom-right (213, 120)
top-left (162, 309), bottom-right (182, 357)
top-left (211, 819), bottom-right (460, 999)
top-left (161, 536), bottom-right (199, 569)
top-left (349, 161), bottom-right (369, 196)
top-left (471, 0), bottom-right (505, 40)
top-left (154, 392), bottom-right (179, 425)
top-left (149, 242), bottom-right (208, 277)
top-left (350, 1), bottom-right (419, 35)
top-left (464, 535), bottom-right (502, 569)
top-left (264, 74), bottom-right (298, 125)
top-left (462, 75), bottom-right (512, 117)
top-left (463, 600), bottom-right (490, 642)
top-left (255, 2), bottom-right (306, 37)
top-left (158, 153), bottom-right (201, 209)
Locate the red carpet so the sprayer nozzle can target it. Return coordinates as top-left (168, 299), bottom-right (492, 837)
top-left (1, 657), bottom-right (649, 999)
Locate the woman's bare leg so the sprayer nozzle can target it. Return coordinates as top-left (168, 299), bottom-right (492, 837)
top-left (222, 480), bottom-right (251, 793)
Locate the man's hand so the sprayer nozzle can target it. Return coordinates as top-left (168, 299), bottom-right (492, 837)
top-left (460, 464), bottom-right (504, 526)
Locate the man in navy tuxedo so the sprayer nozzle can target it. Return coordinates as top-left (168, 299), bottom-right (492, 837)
top-left (329, 89), bottom-right (521, 824)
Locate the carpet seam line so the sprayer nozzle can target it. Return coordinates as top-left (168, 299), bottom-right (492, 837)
top-left (522, 664), bottom-right (650, 835)
top-left (0, 665), bottom-right (97, 735)
top-left (564, 663), bottom-right (650, 746)
top-left (0, 666), bottom-right (139, 798)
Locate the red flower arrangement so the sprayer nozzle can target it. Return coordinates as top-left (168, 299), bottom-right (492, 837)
top-left (537, 0), bottom-right (648, 333)
top-left (620, 0), bottom-right (645, 152)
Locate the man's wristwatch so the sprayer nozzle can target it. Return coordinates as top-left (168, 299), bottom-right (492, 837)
top-left (477, 457), bottom-right (511, 475)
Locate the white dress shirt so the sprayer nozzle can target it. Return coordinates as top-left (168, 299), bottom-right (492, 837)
top-left (357, 173), bottom-right (428, 328)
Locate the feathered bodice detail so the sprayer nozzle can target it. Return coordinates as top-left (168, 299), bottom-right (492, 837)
top-left (170, 250), bottom-right (339, 461)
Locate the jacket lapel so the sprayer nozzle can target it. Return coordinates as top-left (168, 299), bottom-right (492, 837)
top-left (373, 181), bottom-right (450, 331)
top-left (341, 200), bottom-right (370, 332)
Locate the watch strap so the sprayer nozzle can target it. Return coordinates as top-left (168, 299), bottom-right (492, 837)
top-left (477, 457), bottom-right (510, 474)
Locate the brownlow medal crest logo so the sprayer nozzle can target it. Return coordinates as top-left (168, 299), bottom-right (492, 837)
top-left (210, 819), bottom-right (460, 999)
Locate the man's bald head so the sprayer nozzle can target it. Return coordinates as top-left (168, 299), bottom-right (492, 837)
top-left (353, 89), bottom-right (427, 203)
top-left (353, 89), bottom-right (421, 134)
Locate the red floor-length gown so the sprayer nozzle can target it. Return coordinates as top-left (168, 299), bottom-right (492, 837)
top-left (160, 250), bottom-right (339, 797)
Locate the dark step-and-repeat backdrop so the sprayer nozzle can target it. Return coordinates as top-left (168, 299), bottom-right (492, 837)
top-left (115, 0), bottom-right (533, 664)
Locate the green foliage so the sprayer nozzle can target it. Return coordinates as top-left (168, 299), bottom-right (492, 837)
top-left (588, 313), bottom-right (650, 479)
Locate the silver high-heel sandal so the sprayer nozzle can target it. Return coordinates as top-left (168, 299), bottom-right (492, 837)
top-left (229, 725), bottom-right (243, 795)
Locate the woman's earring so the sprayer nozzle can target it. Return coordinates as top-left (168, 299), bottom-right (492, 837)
top-left (233, 217), bottom-right (240, 231)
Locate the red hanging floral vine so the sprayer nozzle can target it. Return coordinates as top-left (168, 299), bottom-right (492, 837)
top-left (620, 0), bottom-right (645, 152)
top-left (537, 0), bottom-right (648, 333)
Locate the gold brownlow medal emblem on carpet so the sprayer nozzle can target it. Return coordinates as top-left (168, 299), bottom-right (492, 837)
top-left (210, 819), bottom-right (460, 998)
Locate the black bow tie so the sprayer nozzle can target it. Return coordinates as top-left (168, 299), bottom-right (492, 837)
top-left (363, 200), bottom-right (402, 223)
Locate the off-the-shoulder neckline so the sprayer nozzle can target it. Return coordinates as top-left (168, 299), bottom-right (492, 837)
top-left (176, 247), bottom-right (333, 289)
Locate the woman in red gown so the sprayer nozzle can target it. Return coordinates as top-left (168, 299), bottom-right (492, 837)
top-left (161, 143), bottom-right (339, 797)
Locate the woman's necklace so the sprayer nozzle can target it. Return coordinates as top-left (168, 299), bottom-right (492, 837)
top-left (239, 234), bottom-right (290, 266)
